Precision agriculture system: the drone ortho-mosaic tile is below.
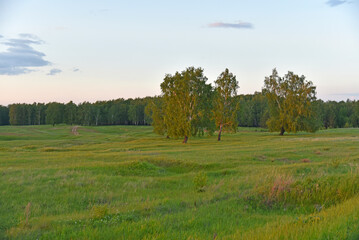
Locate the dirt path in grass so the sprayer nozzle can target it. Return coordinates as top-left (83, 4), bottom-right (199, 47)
top-left (71, 126), bottom-right (79, 135)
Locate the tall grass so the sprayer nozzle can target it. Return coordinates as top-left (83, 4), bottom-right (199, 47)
top-left (247, 172), bottom-right (359, 211)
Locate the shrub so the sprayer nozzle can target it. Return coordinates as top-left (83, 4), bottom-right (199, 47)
top-left (91, 205), bottom-right (109, 219)
top-left (194, 172), bottom-right (207, 192)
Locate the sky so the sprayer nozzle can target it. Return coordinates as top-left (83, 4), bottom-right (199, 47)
top-left (0, 0), bottom-right (358, 105)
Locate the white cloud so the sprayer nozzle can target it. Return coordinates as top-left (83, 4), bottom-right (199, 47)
top-left (208, 21), bottom-right (253, 29)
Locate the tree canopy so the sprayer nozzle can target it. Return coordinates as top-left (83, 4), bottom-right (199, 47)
top-left (263, 69), bottom-right (318, 135)
top-left (46, 102), bottom-right (65, 126)
top-left (213, 68), bottom-right (240, 141)
top-left (160, 67), bottom-right (214, 143)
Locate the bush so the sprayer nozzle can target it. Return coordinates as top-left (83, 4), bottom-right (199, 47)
top-left (194, 172), bottom-right (207, 192)
top-left (90, 205), bottom-right (109, 219)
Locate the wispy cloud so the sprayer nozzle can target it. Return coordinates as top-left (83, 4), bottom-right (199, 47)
top-left (47, 68), bottom-right (62, 76)
top-left (208, 21), bottom-right (253, 29)
top-left (18, 33), bottom-right (42, 41)
top-left (73, 68), bottom-right (79, 72)
top-left (326, 0), bottom-right (348, 7)
top-left (0, 34), bottom-right (50, 75)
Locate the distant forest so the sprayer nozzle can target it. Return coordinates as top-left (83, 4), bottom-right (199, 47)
top-left (1, 93), bottom-right (359, 129)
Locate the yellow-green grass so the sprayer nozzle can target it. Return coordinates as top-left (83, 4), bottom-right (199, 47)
top-left (1, 125), bottom-right (359, 239)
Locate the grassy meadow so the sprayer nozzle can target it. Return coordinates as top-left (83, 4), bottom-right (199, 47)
top-left (1, 125), bottom-right (359, 239)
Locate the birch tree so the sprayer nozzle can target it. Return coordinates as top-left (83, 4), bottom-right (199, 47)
top-left (160, 67), bottom-right (213, 143)
top-left (213, 68), bottom-right (239, 141)
top-left (263, 69), bottom-right (318, 135)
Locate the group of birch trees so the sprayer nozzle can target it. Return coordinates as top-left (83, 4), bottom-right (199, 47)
top-left (149, 67), bottom-right (318, 142)
top-left (1, 67), bottom-right (359, 142)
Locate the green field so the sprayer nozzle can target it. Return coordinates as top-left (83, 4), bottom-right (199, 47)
top-left (1, 125), bottom-right (359, 239)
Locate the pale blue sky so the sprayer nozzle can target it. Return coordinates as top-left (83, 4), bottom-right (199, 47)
top-left (0, 0), bottom-right (358, 105)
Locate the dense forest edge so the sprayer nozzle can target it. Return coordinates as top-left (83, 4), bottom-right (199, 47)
top-left (1, 67), bottom-right (359, 130)
top-left (2, 94), bottom-right (359, 129)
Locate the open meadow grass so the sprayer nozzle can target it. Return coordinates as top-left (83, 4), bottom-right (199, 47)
top-left (1, 125), bottom-right (359, 239)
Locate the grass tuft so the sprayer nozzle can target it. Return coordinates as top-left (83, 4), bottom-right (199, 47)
top-left (90, 205), bottom-right (109, 219)
top-left (194, 172), bottom-right (208, 192)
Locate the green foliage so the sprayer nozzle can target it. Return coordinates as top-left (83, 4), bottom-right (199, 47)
top-left (160, 67), bottom-right (214, 142)
top-left (0, 105), bottom-right (9, 125)
top-left (45, 102), bottom-right (65, 126)
top-left (236, 93), bottom-right (269, 128)
top-left (315, 99), bottom-right (359, 129)
top-left (128, 98), bottom-right (146, 125)
top-left (3, 82), bottom-right (359, 131)
top-left (213, 68), bottom-right (240, 140)
top-left (263, 69), bottom-right (318, 135)
top-left (90, 205), bottom-right (109, 219)
top-left (146, 97), bottom-right (166, 135)
top-left (9, 103), bottom-right (44, 125)
top-left (194, 172), bottom-right (208, 192)
top-left (107, 98), bottom-right (128, 125)
top-left (64, 101), bottom-right (77, 125)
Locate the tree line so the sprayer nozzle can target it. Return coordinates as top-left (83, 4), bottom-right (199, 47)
top-left (0, 67), bottom-right (359, 134)
top-left (1, 98), bottom-right (152, 127)
top-left (1, 95), bottom-right (359, 130)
